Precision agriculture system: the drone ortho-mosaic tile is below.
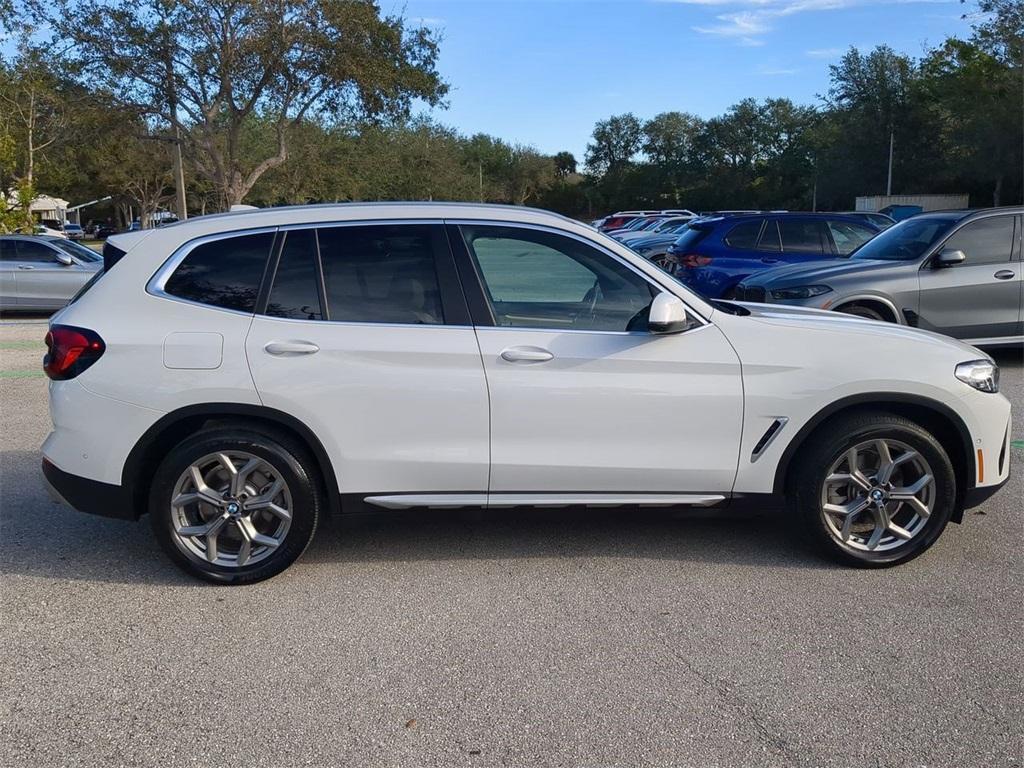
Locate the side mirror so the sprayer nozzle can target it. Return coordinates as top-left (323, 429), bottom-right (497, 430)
top-left (55, 252), bottom-right (74, 266)
top-left (648, 292), bottom-right (690, 334)
top-left (935, 249), bottom-right (965, 267)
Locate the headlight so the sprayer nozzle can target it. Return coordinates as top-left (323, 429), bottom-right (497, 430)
top-left (955, 360), bottom-right (999, 393)
top-left (770, 285), bottom-right (832, 300)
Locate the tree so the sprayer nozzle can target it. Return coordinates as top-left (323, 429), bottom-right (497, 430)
top-left (553, 151), bottom-right (577, 178)
top-left (48, 0), bottom-right (448, 207)
top-left (826, 46), bottom-right (918, 194)
top-left (920, 39), bottom-right (1021, 204)
top-left (0, 41), bottom-right (73, 190)
top-left (584, 113), bottom-right (643, 175)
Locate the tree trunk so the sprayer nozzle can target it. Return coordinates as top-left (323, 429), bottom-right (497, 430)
top-left (993, 175), bottom-right (1003, 207)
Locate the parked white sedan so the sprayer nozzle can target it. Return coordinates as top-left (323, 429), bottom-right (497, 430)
top-left (41, 203), bottom-right (1011, 583)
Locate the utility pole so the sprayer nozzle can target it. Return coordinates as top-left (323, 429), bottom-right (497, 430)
top-left (811, 154), bottom-right (818, 212)
top-left (886, 128), bottom-right (894, 197)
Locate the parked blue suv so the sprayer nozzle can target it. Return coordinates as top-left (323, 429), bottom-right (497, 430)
top-left (666, 213), bottom-right (882, 299)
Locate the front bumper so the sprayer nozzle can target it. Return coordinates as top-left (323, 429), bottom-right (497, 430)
top-left (42, 458), bottom-right (136, 520)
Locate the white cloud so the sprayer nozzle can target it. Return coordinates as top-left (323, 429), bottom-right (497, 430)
top-left (680, 0), bottom-right (957, 44)
top-left (759, 66), bottom-right (800, 75)
top-left (805, 47), bottom-right (844, 57)
top-left (693, 10), bottom-right (772, 36)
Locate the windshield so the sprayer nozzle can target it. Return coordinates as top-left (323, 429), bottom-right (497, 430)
top-left (53, 239), bottom-right (102, 263)
top-left (850, 217), bottom-right (958, 261)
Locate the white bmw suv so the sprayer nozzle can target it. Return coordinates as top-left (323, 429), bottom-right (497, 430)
top-left (42, 204), bottom-right (1011, 583)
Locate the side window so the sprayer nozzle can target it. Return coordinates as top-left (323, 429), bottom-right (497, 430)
top-left (724, 221), bottom-right (762, 249)
top-left (461, 225), bottom-right (656, 332)
top-left (779, 220), bottom-right (828, 253)
top-left (318, 224), bottom-right (444, 325)
top-left (0, 240), bottom-right (10, 261)
top-left (163, 231), bottom-right (273, 312)
top-left (757, 220), bottom-right (781, 252)
top-left (266, 229), bottom-right (322, 321)
top-left (828, 221), bottom-right (875, 256)
top-left (940, 216), bottom-right (1015, 266)
top-left (14, 241), bottom-right (58, 263)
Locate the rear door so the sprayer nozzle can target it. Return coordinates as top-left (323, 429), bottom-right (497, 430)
top-left (245, 222), bottom-right (490, 500)
top-left (917, 213), bottom-right (1020, 341)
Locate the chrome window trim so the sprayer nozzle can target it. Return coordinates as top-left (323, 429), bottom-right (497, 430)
top-left (446, 218), bottom-right (711, 330)
top-left (147, 217), bottom-right (717, 332)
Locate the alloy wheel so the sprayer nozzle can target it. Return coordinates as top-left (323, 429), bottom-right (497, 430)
top-left (819, 438), bottom-right (935, 553)
top-left (169, 451), bottom-right (293, 568)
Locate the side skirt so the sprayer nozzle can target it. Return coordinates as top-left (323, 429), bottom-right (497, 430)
top-left (361, 492), bottom-right (727, 511)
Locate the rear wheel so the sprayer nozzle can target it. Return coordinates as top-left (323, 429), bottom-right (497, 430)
top-left (788, 411), bottom-right (957, 567)
top-left (149, 428), bottom-right (321, 584)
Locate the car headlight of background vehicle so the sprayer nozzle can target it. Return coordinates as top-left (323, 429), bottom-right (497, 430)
top-left (955, 360), bottom-right (999, 393)
top-left (770, 285), bottom-right (832, 300)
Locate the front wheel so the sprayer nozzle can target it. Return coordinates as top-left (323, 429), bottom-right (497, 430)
top-left (838, 304), bottom-right (888, 322)
top-left (149, 428), bottom-right (321, 584)
top-left (789, 411), bottom-right (957, 567)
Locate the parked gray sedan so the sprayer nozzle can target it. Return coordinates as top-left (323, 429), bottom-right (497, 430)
top-left (0, 235), bottom-right (103, 311)
top-left (734, 207), bottom-right (1023, 347)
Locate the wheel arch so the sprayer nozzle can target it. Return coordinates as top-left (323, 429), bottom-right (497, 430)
top-left (832, 295), bottom-right (902, 323)
top-left (772, 393), bottom-right (974, 521)
top-left (122, 403), bottom-right (341, 519)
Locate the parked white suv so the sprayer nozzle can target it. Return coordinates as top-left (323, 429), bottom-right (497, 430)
top-left (42, 204), bottom-right (1011, 583)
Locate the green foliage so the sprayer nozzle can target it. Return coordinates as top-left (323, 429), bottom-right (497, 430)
top-left (46, 0), bottom-right (448, 205)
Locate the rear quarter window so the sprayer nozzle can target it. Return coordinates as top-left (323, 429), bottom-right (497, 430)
top-left (163, 232), bottom-right (274, 312)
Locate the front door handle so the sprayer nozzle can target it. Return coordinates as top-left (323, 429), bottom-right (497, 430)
top-left (17, 265), bottom-right (35, 270)
top-left (264, 340), bottom-right (320, 356)
top-left (500, 346), bottom-right (554, 364)
top-left (994, 270), bottom-right (1015, 280)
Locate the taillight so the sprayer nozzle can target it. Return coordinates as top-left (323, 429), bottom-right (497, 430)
top-left (678, 253), bottom-right (712, 268)
top-left (43, 325), bottom-right (105, 380)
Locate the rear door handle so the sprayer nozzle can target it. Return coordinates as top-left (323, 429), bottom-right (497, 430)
top-left (264, 340), bottom-right (320, 356)
top-left (994, 270), bottom-right (1015, 280)
top-left (760, 258), bottom-right (779, 264)
top-left (17, 265), bottom-right (35, 270)
top-left (500, 346), bottom-right (554, 363)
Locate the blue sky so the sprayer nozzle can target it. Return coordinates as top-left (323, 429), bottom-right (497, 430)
top-left (396, 0), bottom-right (975, 160)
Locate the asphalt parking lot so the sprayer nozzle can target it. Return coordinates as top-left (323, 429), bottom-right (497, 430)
top-left (1, 315), bottom-right (1021, 768)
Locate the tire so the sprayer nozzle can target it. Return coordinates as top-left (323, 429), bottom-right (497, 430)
top-left (838, 304), bottom-right (888, 322)
top-left (788, 411), bottom-right (957, 568)
top-left (149, 427), bottom-right (321, 584)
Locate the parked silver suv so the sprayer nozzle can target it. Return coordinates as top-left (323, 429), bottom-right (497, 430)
top-left (735, 208), bottom-right (1023, 347)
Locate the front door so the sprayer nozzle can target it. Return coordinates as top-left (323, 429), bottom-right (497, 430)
top-left (918, 213), bottom-right (1021, 341)
top-left (245, 223), bottom-right (490, 499)
top-left (0, 240), bottom-right (17, 306)
top-left (455, 223), bottom-right (743, 496)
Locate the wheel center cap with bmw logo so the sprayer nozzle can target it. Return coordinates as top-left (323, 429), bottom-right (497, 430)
top-left (870, 489), bottom-right (886, 503)
top-left (226, 501), bottom-right (241, 516)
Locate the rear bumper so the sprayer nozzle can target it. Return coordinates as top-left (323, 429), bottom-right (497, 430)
top-left (42, 458), bottom-right (136, 520)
